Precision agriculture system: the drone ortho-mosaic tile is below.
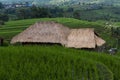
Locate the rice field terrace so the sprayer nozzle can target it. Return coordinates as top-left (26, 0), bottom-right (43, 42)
top-left (0, 18), bottom-right (120, 80)
top-left (0, 45), bottom-right (120, 80)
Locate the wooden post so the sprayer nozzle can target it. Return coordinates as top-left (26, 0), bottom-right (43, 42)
top-left (0, 38), bottom-right (3, 46)
top-left (0, 39), bottom-right (1, 46)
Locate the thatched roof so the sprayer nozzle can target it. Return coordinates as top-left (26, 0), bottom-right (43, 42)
top-left (65, 28), bottom-right (106, 48)
top-left (11, 21), bottom-right (106, 48)
top-left (95, 35), bottom-right (106, 47)
top-left (11, 21), bottom-right (70, 45)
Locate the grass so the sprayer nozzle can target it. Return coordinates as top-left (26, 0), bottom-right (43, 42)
top-left (0, 45), bottom-right (116, 80)
top-left (0, 18), bottom-right (119, 80)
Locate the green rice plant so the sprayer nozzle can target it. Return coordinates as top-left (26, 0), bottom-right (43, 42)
top-left (0, 45), bottom-right (114, 80)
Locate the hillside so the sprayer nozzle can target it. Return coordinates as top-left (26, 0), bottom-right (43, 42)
top-left (0, 18), bottom-right (120, 80)
top-left (0, 45), bottom-right (120, 80)
top-left (0, 0), bottom-right (120, 6)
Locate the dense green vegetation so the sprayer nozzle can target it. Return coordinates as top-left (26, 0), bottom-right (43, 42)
top-left (0, 0), bottom-right (120, 79)
top-left (0, 18), bottom-right (120, 80)
top-left (4, 6), bottom-right (120, 21)
top-left (1, 0), bottom-right (120, 6)
top-left (75, 7), bottom-right (120, 21)
top-left (1, 2), bottom-right (120, 22)
top-left (0, 45), bottom-right (119, 80)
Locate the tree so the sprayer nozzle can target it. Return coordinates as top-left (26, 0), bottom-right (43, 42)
top-left (0, 2), bottom-right (4, 9)
top-left (30, 6), bottom-right (50, 18)
top-left (0, 14), bottom-right (9, 21)
top-left (0, 14), bottom-right (8, 25)
top-left (67, 7), bottom-right (74, 12)
top-left (111, 27), bottom-right (120, 48)
top-left (16, 8), bottom-right (31, 19)
top-left (0, 20), bottom-right (4, 25)
top-left (73, 10), bottom-right (80, 19)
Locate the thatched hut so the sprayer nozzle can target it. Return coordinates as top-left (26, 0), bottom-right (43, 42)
top-left (11, 21), bottom-right (70, 45)
top-left (11, 21), bottom-right (105, 48)
top-left (0, 37), bottom-right (4, 46)
top-left (65, 28), bottom-right (106, 48)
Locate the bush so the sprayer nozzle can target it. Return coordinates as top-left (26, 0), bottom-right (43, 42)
top-left (0, 20), bottom-right (4, 25)
top-left (0, 14), bottom-right (9, 22)
top-left (2, 40), bottom-right (9, 46)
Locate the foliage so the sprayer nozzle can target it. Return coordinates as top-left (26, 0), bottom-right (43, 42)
top-left (1, 3), bottom-right (120, 21)
top-left (0, 20), bottom-right (4, 25)
top-left (111, 27), bottom-right (120, 48)
top-left (0, 14), bottom-right (9, 22)
top-left (16, 8), bottom-right (31, 19)
top-left (0, 17), bottom-right (119, 80)
top-left (73, 10), bottom-right (80, 19)
top-left (1, 0), bottom-right (120, 7)
top-left (0, 2), bottom-right (4, 9)
top-left (30, 6), bottom-right (51, 18)
top-left (111, 27), bottom-right (120, 38)
top-left (0, 45), bottom-right (115, 80)
top-left (6, 6), bottom-right (55, 20)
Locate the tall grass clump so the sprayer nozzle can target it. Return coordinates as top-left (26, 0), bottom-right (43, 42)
top-left (59, 47), bottom-right (120, 80)
top-left (0, 45), bottom-right (113, 80)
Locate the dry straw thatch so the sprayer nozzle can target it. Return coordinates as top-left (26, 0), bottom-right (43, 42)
top-left (11, 21), bottom-right (106, 48)
top-left (11, 21), bottom-right (70, 45)
top-left (65, 29), bottom-right (106, 48)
